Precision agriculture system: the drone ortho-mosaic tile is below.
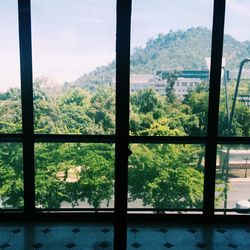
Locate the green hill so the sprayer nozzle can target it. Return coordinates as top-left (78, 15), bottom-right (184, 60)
top-left (69, 27), bottom-right (250, 90)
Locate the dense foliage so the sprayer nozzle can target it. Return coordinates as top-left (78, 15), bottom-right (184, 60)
top-left (1, 27), bottom-right (250, 210)
top-left (1, 74), bottom-right (249, 210)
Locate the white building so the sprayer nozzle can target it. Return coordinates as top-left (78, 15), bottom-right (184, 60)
top-left (129, 74), bottom-right (202, 99)
top-left (174, 77), bottom-right (201, 99)
top-left (130, 74), bottom-right (167, 96)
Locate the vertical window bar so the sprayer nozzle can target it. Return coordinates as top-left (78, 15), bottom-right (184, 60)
top-left (203, 0), bottom-right (226, 216)
top-left (18, 0), bottom-right (35, 217)
top-left (114, 0), bottom-right (132, 249)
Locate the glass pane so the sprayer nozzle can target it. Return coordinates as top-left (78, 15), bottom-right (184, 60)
top-left (130, 0), bottom-right (213, 136)
top-left (31, 0), bottom-right (116, 135)
top-left (215, 144), bottom-right (250, 214)
top-left (0, 143), bottom-right (23, 209)
top-left (0, 1), bottom-right (22, 133)
top-left (128, 144), bottom-right (204, 212)
top-left (218, 1), bottom-right (250, 136)
top-left (35, 143), bottom-right (114, 209)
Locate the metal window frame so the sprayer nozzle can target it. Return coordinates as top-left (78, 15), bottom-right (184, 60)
top-left (203, 0), bottom-right (226, 216)
top-left (18, 0), bottom-right (35, 219)
top-left (1, 0), bottom-right (250, 249)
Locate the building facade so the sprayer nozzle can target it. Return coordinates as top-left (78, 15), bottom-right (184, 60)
top-left (129, 70), bottom-right (209, 99)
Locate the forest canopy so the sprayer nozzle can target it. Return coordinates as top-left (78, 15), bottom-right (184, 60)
top-left (1, 27), bottom-right (250, 210)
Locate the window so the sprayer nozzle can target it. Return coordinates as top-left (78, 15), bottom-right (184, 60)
top-left (130, 0), bottom-right (212, 137)
top-left (34, 143), bottom-right (115, 209)
top-left (31, 0), bottom-right (116, 135)
top-left (1, 0), bottom-right (249, 249)
top-left (216, 0), bottom-right (250, 215)
top-left (215, 145), bottom-right (250, 214)
top-left (0, 1), bottom-right (21, 134)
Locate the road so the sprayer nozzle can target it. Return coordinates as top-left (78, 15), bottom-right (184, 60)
top-left (222, 178), bottom-right (250, 209)
top-left (60, 178), bottom-right (250, 210)
top-left (1, 178), bottom-right (246, 211)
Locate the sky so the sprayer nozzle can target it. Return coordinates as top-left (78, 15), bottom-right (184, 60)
top-left (0, 0), bottom-right (250, 92)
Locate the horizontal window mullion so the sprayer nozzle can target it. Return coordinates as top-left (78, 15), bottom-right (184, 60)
top-left (214, 209), bottom-right (250, 212)
top-left (0, 135), bottom-right (23, 142)
top-left (33, 208), bottom-right (202, 212)
top-left (127, 208), bottom-right (202, 212)
top-left (217, 137), bottom-right (250, 144)
top-left (3, 135), bottom-right (249, 145)
top-left (0, 209), bottom-right (23, 212)
top-left (33, 134), bottom-right (116, 143)
top-left (35, 208), bottom-right (114, 212)
top-left (129, 136), bottom-right (207, 144)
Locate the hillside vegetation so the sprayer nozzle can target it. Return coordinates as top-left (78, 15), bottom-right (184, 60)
top-left (70, 27), bottom-right (250, 90)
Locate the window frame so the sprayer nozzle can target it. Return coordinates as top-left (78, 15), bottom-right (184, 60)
top-left (1, 0), bottom-right (250, 249)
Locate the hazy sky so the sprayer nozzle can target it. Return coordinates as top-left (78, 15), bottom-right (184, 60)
top-left (0, 0), bottom-right (250, 92)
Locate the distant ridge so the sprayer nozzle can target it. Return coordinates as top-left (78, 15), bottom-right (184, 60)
top-left (68, 27), bottom-right (250, 90)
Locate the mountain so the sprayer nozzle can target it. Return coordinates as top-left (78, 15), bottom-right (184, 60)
top-left (69, 27), bottom-right (250, 90)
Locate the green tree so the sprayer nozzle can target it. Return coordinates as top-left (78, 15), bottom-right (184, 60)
top-left (183, 83), bottom-right (209, 136)
top-left (62, 144), bottom-right (114, 209)
top-left (58, 89), bottom-right (93, 134)
top-left (128, 144), bottom-right (204, 210)
top-left (164, 71), bottom-right (179, 103)
top-left (130, 89), bottom-right (167, 135)
top-left (88, 87), bottom-right (115, 134)
top-left (35, 143), bottom-right (66, 208)
top-left (0, 88), bottom-right (22, 133)
top-left (131, 89), bottom-right (165, 114)
top-left (33, 79), bottom-right (62, 134)
top-left (0, 143), bottom-right (23, 208)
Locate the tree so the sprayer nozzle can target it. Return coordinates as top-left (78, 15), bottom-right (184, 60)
top-left (218, 78), bottom-right (250, 136)
top-left (128, 144), bottom-right (204, 210)
top-left (139, 117), bottom-right (186, 136)
top-left (35, 143), bottom-right (67, 208)
top-left (33, 78), bottom-right (62, 134)
top-left (130, 89), bottom-right (167, 135)
top-left (62, 144), bottom-right (114, 209)
top-left (183, 83), bottom-right (209, 136)
top-left (58, 89), bottom-right (93, 134)
top-left (88, 87), bottom-right (115, 134)
top-left (0, 143), bottom-right (23, 208)
top-left (131, 89), bottom-right (165, 114)
top-left (164, 71), bottom-right (179, 103)
top-left (0, 88), bottom-right (22, 133)
top-left (232, 102), bottom-right (250, 136)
